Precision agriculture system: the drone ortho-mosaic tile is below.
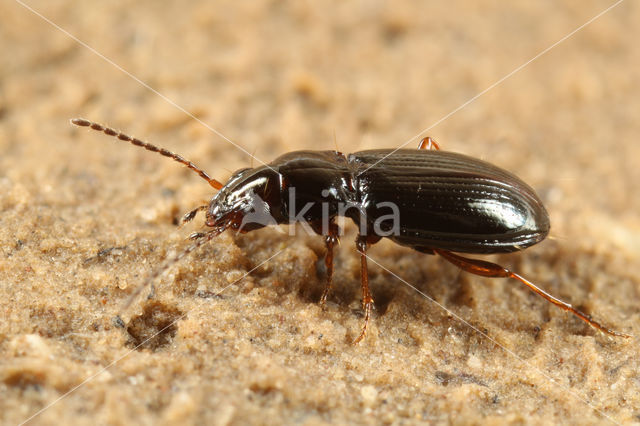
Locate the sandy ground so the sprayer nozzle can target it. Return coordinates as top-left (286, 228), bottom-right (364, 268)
top-left (1, 1), bottom-right (640, 425)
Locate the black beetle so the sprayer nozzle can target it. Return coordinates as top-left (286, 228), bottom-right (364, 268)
top-left (72, 118), bottom-right (629, 342)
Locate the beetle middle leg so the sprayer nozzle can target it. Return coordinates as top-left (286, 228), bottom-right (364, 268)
top-left (353, 234), bottom-right (382, 344)
top-left (434, 249), bottom-right (630, 338)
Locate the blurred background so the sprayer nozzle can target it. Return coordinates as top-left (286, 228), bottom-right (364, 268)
top-left (1, 1), bottom-right (638, 424)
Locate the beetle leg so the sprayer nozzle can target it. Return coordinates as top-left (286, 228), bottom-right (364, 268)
top-left (434, 249), bottom-right (630, 338)
top-left (181, 205), bottom-right (208, 226)
top-left (309, 220), bottom-right (341, 305)
top-left (353, 235), bottom-right (376, 344)
top-left (122, 227), bottom-right (223, 313)
top-left (320, 222), bottom-right (340, 305)
top-left (417, 136), bottom-right (440, 151)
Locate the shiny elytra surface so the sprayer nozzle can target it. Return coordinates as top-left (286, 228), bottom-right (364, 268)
top-left (351, 149), bottom-right (551, 253)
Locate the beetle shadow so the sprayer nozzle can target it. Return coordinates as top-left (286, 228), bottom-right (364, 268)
top-left (229, 226), bottom-right (489, 328)
top-left (364, 243), bottom-right (477, 320)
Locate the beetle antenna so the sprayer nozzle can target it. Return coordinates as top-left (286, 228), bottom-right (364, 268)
top-left (71, 118), bottom-right (224, 190)
top-left (121, 228), bottom-right (223, 312)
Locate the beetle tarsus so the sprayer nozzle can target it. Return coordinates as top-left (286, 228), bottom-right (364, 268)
top-left (121, 228), bottom-right (222, 313)
top-left (189, 232), bottom-right (208, 240)
top-left (434, 249), bottom-right (630, 339)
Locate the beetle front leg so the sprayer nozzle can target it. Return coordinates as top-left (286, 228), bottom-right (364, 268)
top-left (434, 249), bottom-right (630, 338)
top-left (180, 205), bottom-right (208, 226)
top-left (320, 222), bottom-right (340, 305)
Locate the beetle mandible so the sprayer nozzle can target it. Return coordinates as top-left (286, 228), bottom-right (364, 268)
top-left (71, 118), bottom-right (629, 343)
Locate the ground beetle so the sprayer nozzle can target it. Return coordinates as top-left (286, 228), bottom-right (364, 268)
top-left (72, 118), bottom-right (629, 342)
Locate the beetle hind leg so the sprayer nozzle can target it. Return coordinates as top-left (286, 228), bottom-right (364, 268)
top-left (434, 249), bottom-right (630, 338)
top-left (417, 137), bottom-right (440, 151)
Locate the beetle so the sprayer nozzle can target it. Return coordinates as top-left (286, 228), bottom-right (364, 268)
top-left (71, 118), bottom-right (629, 342)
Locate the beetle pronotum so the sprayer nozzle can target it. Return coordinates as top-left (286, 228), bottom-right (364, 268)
top-left (72, 118), bottom-right (630, 342)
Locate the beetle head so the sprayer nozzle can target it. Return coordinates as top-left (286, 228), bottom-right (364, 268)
top-left (205, 166), bottom-right (285, 233)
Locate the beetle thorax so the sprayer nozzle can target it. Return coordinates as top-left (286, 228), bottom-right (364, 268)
top-left (205, 166), bottom-right (284, 232)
